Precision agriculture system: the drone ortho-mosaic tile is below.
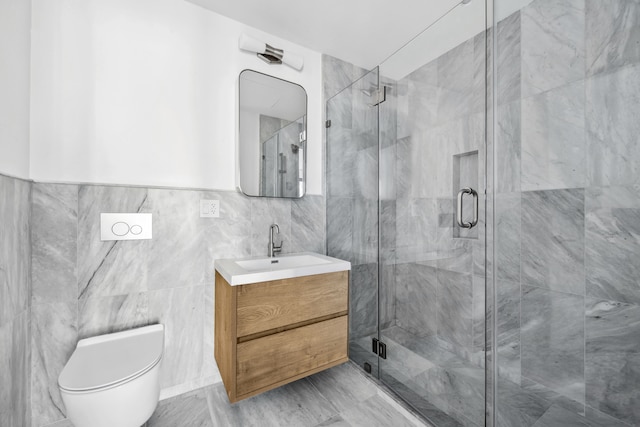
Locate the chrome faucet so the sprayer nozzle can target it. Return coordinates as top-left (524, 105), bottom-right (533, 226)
top-left (269, 224), bottom-right (282, 257)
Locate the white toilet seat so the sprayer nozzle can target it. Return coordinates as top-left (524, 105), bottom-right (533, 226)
top-left (59, 324), bottom-right (164, 393)
top-left (58, 324), bottom-right (165, 427)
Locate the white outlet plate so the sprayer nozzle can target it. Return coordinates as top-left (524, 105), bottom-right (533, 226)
top-left (100, 213), bottom-right (152, 241)
top-left (200, 199), bottom-right (220, 218)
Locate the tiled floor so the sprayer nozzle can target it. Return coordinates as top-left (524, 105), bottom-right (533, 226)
top-left (47, 362), bottom-right (427, 427)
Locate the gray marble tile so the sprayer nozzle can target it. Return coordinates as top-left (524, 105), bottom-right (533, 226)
top-left (471, 31), bottom-right (488, 118)
top-left (77, 185), bottom-right (150, 300)
top-left (521, 286), bottom-right (585, 403)
top-left (200, 283), bottom-right (216, 380)
top-left (0, 321), bottom-right (12, 424)
top-left (78, 292), bottom-right (149, 339)
top-left (148, 286), bottom-right (204, 389)
top-left (326, 126), bottom-right (356, 199)
top-left (31, 183), bottom-right (78, 304)
top-left (378, 372), bottom-right (465, 427)
top-left (586, 63), bottom-right (640, 187)
top-left (585, 186), bottom-right (640, 305)
top-left (472, 274), bottom-right (486, 352)
top-left (495, 193), bottom-right (521, 282)
top-left (11, 310), bottom-right (30, 427)
top-left (149, 388), bottom-right (212, 427)
top-left (532, 404), bottom-right (590, 427)
top-left (249, 198), bottom-right (291, 257)
top-left (521, 0), bottom-right (585, 97)
top-left (323, 54), bottom-right (367, 102)
top-left (0, 175), bottom-right (31, 328)
top-left (43, 419), bottom-right (75, 427)
top-left (201, 191), bottom-right (252, 284)
top-left (339, 394), bottom-right (417, 427)
top-left (496, 11), bottom-right (521, 105)
top-left (584, 405), bottom-right (632, 427)
top-left (31, 301), bottom-right (77, 427)
top-left (379, 259), bottom-right (396, 330)
top-left (147, 189), bottom-right (204, 290)
top-left (206, 378), bottom-right (338, 426)
top-left (354, 145), bottom-right (378, 203)
top-left (307, 363), bottom-right (377, 414)
top-left (350, 263), bottom-right (378, 339)
top-left (395, 137), bottom-right (412, 201)
top-left (395, 263), bottom-right (437, 337)
top-left (291, 195), bottom-right (325, 254)
top-left (326, 198), bottom-right (353, 263)
top-left (585, 298), bottom-right (640, 425)
top-left (495, 101), bottom-right (521, 194)
top-left (437, 39), bottom-right (475, 123)
top-left (352, 199), bottom-right (378, 265)
top-left (348, 338), bottom-right (379, 376)
top-left (496, 280), bottom-right (520, 383)
top-left (520, 377), bottom-right (586, 417)
top-left (586, 0), bottom-right (640, 76)
top-left (315, 415), bottom-right (352, 427)
top-left (521, 80), bottom-right (586, 191)
top-left (522, 189), bottom-right (585, 295)
top-left (437, 270), bottom-right (473, 350)
top-left (496, 378), bottom-right (553, 427)
top-left (407, 61), bottom-right (440, 135)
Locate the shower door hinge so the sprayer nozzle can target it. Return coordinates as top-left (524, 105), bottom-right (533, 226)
top-left (325, 119), bottom-right (332, 128)
top-left (372, 337), bottom-right (387, 359)
top-left (370, 86), bottom-right (387, 107)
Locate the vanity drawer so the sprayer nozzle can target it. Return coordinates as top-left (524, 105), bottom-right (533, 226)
top-left (235, 271), bottom-right (348, 338)
top-left (235, 315), bottom-right (348, 397)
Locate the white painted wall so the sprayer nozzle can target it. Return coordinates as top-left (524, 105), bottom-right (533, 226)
top-left (30, 0), bottom-right (323, 194)
top-left (0, 0), bottom-right (31, 178)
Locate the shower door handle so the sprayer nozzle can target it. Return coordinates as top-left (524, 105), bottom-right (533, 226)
top-left (456, 187), bottom-right (478, 229)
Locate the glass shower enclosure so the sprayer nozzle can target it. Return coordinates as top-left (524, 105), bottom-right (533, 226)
top-left (328, 0), bottom-right (640, 426)
top-left (326, 1), bottom-right (489, 425)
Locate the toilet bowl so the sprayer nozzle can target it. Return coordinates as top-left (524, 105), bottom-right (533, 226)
top-left (58, 324), bottom-right (164, 427)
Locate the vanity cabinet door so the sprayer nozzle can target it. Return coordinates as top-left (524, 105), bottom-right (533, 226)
top-left (236, 271), bottom-right (348, 338)
top-left (235, 315), bottom-right (348, 397)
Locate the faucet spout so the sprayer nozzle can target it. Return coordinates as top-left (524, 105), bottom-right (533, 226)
top-left (269, 224), bottom-right (282, 257)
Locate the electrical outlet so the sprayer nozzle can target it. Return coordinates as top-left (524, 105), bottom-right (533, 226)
top-left (200, 199), bottom-right (220, 218)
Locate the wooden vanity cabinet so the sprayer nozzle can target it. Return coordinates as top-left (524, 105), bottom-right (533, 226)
top-left (214, 270), bottom-right (349, 403)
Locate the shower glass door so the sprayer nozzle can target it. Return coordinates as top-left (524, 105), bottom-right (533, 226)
top-left (326, 1), bottom-right (488, 424)
top-left (326, 67), bottom-right (381, 376)
top-left (377, 2), bottom-right (488, 425)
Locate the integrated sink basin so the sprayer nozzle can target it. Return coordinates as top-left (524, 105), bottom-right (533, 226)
top-left (215, 252), bottom-right (351, 285)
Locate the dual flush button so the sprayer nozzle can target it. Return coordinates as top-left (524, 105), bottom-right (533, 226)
top-left (100, 213), bottom-right (153, 241)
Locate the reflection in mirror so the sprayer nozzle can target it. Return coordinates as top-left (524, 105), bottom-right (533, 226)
top-left (239, 70), bottom-right (307, 198)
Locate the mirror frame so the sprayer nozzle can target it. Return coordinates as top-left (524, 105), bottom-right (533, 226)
top-left (237, 69), bottom-right (308, 199)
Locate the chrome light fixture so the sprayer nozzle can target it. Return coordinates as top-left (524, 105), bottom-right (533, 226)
top-left (238, 33), bottom-right (304, 71)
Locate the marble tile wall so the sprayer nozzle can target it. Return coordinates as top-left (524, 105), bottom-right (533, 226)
top-left (0, 174), bottom-right (32, 427)
top-left (494, 0), bottom-right (640, 425)
top-left (29, 182), bottom-right (325, 427)
top-left (392, 30), bottom-right (487, 365)
top-left (324, 55), bottom-right (382, 344)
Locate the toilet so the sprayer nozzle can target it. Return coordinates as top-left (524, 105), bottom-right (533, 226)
top-left (58, 324), bottom-right (165, 427)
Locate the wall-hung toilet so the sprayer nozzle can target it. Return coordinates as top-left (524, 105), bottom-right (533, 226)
top-left (58, 324), bottom-right (165, 427)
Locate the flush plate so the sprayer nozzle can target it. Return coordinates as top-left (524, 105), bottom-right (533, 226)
top-left (100, 213), bottom-right (152, 241)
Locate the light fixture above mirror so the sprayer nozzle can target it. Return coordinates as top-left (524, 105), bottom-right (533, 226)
top-left (238, 33), bottom-right (304, 71)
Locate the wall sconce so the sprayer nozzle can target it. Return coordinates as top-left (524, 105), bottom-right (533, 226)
top-left (239, 33), bottom-right (304, 71)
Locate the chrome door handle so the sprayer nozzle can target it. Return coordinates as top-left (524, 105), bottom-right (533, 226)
top-left (457, 187), bottom-right (478, 229)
